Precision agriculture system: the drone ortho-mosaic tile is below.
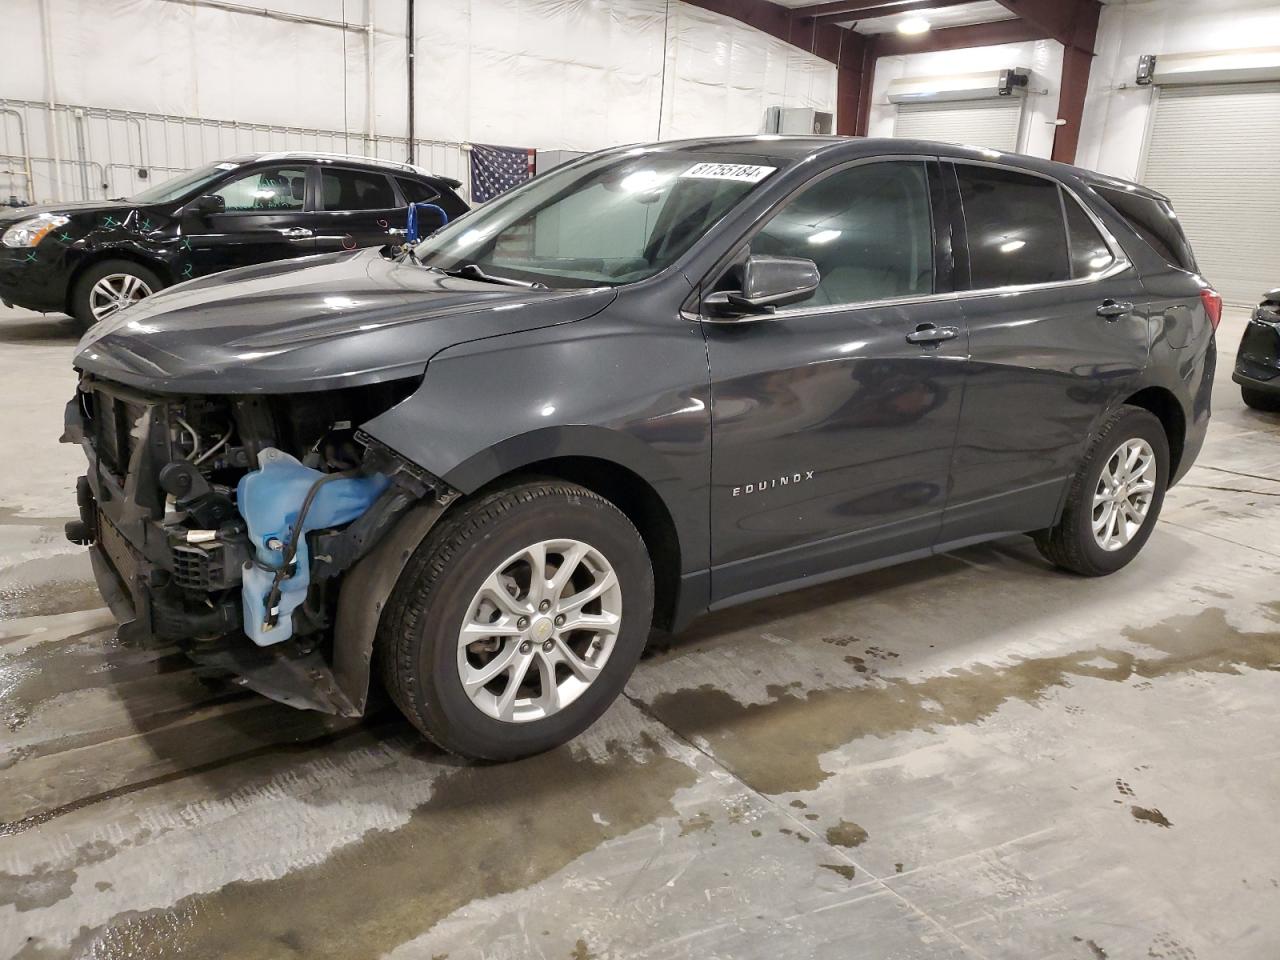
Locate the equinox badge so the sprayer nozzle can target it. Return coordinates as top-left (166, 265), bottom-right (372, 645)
top-left (732, 471), bottom-right (815, 497)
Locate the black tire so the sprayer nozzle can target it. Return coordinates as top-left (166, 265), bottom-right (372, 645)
top-left (69, 259), bottom-right (164, 330)
top-left (1034, 406), bottom-right (1169, 577)
top-left (378, 479), bottom-right (654, 760)
top-left (1241, 387), bottom-right (1280, 412)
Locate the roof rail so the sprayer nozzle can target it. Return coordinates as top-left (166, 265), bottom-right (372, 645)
top-left (252, 151), bottom-right (436, 178)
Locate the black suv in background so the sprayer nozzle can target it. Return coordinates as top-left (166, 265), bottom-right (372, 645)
top-left (1233, 288), bottom-right (1280, 410)
top-left (0, 152), bottom-right (467, 327)
top-left (65, 137), bottom-right (1217, 761)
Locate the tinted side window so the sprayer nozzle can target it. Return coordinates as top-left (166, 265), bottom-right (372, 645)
top-left (750, 160), bottom-right (933, 307)
top-left (1093, 185), bottom-right (1196, 272)
top-left (1063, 191), bottom-right (1114, 278)
top-left (956, 164), bottom-right (1069, 288)
top-left (213, 165), bottom-right (307, 212)
top-left (396, 177), bottom-right (440, 204)
top-left (320, 169), bottom-right (397, 211)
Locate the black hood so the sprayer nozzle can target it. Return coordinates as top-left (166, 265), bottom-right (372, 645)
top-left (74, 248), bottom-right (616, 393)
top-left (0, 198), bottom-right (138, 225)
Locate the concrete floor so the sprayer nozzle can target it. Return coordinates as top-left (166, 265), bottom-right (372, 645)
top-left (1, 302), bottom-right (1278, 960)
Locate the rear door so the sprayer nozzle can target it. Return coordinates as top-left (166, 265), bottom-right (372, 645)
top-left (311, 166), bottom-right (403, 253)
top-left (940, 161), bottom-right (1150, 545)
top-left (703, 158), bottom-right (969, 603)
top-left (181, 163), bottom-right (316, 276)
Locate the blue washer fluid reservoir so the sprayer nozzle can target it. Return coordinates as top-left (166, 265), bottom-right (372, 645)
top-left (237, 448), bottom-right (391, 646)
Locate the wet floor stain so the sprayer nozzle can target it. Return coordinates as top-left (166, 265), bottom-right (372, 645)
top-left (0, 579), bottom-right (102, 620)
top-left (1130, 806), bottom-right (1173, 828)
top-left (825, 820), bottom-right (869, 848)
top-left (818, 863), bottom-right (857, 881)
top-left (15, 735), bottom-right (698, 960)
top-left (644, 607), bottom-right (1280, 795)
top-left (678, 811), bottom-right (713, 835)
top-left (0, 840), bottom-right (115, 912)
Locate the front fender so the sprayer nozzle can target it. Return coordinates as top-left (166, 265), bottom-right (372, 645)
top-left (358, 311), bottom-right (712, 576)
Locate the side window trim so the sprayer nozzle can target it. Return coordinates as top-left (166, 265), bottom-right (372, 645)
top-left (688, 155), bottom-right (943, 320)
top-left (935, 159), bottom-right (969, 293)
top-left (945, 158), bottom-right (1131, 298)
top-left (304, 164), bottom-right (319, 213)
top-left (1059, 184), bottom-right (1117, 279)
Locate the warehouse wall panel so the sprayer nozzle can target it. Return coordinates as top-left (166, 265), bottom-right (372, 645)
top-left (1077, 0), bottom-right (1280, 180)
top-left (2, 0), bottom-right (836, 202)
top-left (865, 38), bottom-right (1064, 159)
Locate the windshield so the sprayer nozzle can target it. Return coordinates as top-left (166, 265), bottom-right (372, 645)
top-left (128, 162), bottom-right (241, 205)
top-left (412, 151), bottom-right (780, 287)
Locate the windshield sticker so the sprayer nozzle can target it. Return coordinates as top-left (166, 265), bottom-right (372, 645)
top-left (679, 162), bottom-right (776, 183)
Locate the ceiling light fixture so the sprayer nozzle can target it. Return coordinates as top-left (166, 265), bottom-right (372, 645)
top-left (897, 16), bottom-right (931, 35)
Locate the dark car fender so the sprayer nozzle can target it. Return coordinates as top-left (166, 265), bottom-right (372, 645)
top-left (60, 209), bottom-right (183, 305)
top-left (334, 304), bottom-right (713, 713)
top-left (359, 310), bottom-right (711, 561)
top-left (1063, 316), bottom-right (1211, 523)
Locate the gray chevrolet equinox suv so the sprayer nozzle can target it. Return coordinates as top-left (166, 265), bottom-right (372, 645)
top-left (65, 136), bottom-right (1217, 760)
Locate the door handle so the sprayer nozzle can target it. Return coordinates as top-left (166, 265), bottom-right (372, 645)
top-left (905, 324), bottom-right (959, 345)
top-left (280, 227), bottom-right (313, 238)
top-left (1096, 299), bottom-right (1134, 320)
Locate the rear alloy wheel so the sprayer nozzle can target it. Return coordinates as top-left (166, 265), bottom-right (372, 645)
top-left (380, 479), bottom-right (653, 760)
top-left (70, 259), bottom-right (163, 329)
top-left (1090, 438), bottom-right (1157, 552)
top-left (1034, 406), bottom-right (1169, 576)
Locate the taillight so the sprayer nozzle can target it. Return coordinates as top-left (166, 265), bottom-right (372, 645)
top-left (1200, 288), bottom-right (1223, 331)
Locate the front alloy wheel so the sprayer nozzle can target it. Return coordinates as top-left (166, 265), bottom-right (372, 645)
top-left (88, 272), bottom-right (153, 322)
top-left (70, 259), bottom-right (164, 329)
top-left (459, 538), bottom-right (622, 722)
top-left (379, 479), bottom-right (653, 760)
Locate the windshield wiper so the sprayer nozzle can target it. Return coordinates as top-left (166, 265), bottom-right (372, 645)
top-left (443, 262), bottom-right (548, 289)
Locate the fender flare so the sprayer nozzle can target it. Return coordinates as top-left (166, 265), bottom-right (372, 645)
top-left (331, 498), bottom-right (450, 716)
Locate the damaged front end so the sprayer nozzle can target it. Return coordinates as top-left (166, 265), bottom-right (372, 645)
top-left (62, 374), bottom-right (456, 716)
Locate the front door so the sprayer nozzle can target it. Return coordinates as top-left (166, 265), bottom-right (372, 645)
top-left (940, 162), bottom-right (1151, 544)
top-left (311, 166), bottom-right (404, 253)
top-left (703, 159), bottom-right (968, 604)
top-left (181, 163), bottom-right (316, 277)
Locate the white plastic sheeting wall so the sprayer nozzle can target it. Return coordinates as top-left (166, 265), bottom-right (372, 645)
top-left (2, 0), bottom-right (836, 203)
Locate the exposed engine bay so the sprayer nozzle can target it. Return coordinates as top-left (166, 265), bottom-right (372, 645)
top-left (62, 373), bottom-right (456, 714)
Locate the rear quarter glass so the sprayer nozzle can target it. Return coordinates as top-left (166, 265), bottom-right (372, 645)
top-left (1093, 185), bottom-right (1197, 273)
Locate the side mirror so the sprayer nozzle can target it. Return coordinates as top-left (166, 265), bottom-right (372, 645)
top-left (191, 194), bottom-right (225, 218)
top-left (704, 255), bottom-right (820, 319)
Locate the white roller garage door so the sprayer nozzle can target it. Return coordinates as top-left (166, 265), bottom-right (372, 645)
top-left (1141, 82), bottom-right (1280, 306)
top-left (893, 99), bottom-right (1022, 152)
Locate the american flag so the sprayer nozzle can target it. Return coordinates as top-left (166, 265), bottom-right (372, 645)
top-left (469, 143), bottom-right (536, 203)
